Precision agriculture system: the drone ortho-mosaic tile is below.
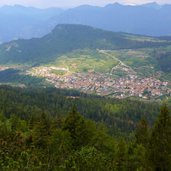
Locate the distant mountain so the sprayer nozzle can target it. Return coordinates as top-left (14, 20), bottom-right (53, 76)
top-left (0, 24), bottom-right (170, 64)
top-left (1, 3), bottom-right (171, 43)
top-left (0, 5), bottom-right (64, 43)
top-left (44, 3), bottom-right (171, 36)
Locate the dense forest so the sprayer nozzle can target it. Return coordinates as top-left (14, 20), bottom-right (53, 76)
top-left (0, 86), bottom-right (170, 170)
top-left (0, 86), bottom-right (162, 135)
top-left (0, 69), bottom-right (44, 86)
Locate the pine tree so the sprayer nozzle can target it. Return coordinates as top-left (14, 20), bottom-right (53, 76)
top-left (135, 118), bottom-right (149, 147)
top-left (149, 104), bottom-right (171, 171)
top-left (63, 106), bottom-right (91, 150)
top-left (134, 118), bottom-right (150, 170)
top-left (33, 112), bottom-right (51, 149)
top-left (115, 139), bottom-right (128, 171)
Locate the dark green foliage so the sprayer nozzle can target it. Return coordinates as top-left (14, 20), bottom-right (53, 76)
top-left (0, 69), bottom-right (45, 86)
top-left (63, 106), bottom-right (92, 149)
top-left (33, 112), bottom-right (51, 149)
top-left (0, 86), bottom-right (170, 170)
top-left (115, 139), bottom-right (128, 171)
top-left (64, 147), bottom-right (107, 171)
top-left (135, 118), bottom-right (149, 147)
top-left (0, 86), bottom-right (160, 135)
top-left (152, 50), bottom-right (171, 73)
top-left (149, 104), bottom-right (171, 171)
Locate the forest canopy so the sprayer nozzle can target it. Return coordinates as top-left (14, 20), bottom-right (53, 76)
top-left (0, 86), bottom-right (170, 170)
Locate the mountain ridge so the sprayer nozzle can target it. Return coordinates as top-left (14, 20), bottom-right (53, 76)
top-left (0, 5), bottom-right (64, 43)
top-left (0, 24), bottom-right (170, 64)
top-left (1, 3), bottom-right (171, 43)
top-left (44, 3), bottom-right (171, 37)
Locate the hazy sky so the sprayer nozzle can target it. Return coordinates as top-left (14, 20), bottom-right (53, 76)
top-left (0, 0), bottom-right (171, 8)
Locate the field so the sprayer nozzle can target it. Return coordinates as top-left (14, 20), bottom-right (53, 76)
top-left (41, 47), bottom-right (170, 82)
top-left (101, 47), bottom-right (171, 81)
top-left (49, 50), bottom-right (119, 74)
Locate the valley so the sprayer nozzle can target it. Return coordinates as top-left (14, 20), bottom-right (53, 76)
top-left (0, 24), bottom-right (171, 100)
top-left (1, 48), bottom-right (170, 100)
top-left (0, 3), bottom-right (171, 171)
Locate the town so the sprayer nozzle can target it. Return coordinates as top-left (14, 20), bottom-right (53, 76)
top-left (0, 66), bottom-right (9, 71)
top-left (28, 66), bottom-right (171, 99)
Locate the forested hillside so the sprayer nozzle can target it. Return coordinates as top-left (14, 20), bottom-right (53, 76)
top-left (0, 86), bottom-right (170, 170)
top-left (0, 86), bottom-right (162, 135)
top-left (0, 24), bottom-right (170, 64)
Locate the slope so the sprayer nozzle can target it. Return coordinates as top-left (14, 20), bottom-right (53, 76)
top-left (0, 5), bottom-right (63, 43)
top-left (0, 24), bottom-right (170, 64)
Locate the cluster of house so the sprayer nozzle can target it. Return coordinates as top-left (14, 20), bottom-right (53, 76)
top-left (28, 66), bottom-right (171, 99)
top-left (0, 66), bottom-right (9, 71)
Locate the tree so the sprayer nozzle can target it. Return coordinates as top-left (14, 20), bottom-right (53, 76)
top-left (115, 138), bottom-right (128, 171)
top-left (63, 106), bottom-right (91, 149)
top-left (64, 147), bottom-right (107, 171)
top-left (33, 112), bottom-right (51, 149)
top-left (48, 128), bottom-right (72, 170)
top-left (149, 104), bottom-right (171, 171)
top-left (135, 118), bottom-right (149, 147)
top-left (133, 144), bottom-right (150, 171)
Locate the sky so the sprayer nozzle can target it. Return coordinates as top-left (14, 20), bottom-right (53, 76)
top-left (0, 0), bottom-right (171, 8)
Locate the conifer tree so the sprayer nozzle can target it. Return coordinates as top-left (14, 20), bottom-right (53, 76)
top-left (149, 104), bottom-right (171, 171)
top-left (115, 138), bottom-right (128, 171)
top-left (135, 118), bottom-right (149, 147)
top-left (63, 106), bottom-right (91, 149)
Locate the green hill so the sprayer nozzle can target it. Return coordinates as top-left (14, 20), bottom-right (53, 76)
top-left (0, 24), bottom-right (170, 64)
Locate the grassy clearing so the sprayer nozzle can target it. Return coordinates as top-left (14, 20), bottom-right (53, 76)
top-left (52, 50), bottom-right (119, 73)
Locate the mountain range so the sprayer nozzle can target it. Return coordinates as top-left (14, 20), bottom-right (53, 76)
top-left (0, 5), bottom-right (63, 43)
top-left (46, 2), bottom-right (171, 37)
top-left (1, 3), bottom-right (171, 43)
